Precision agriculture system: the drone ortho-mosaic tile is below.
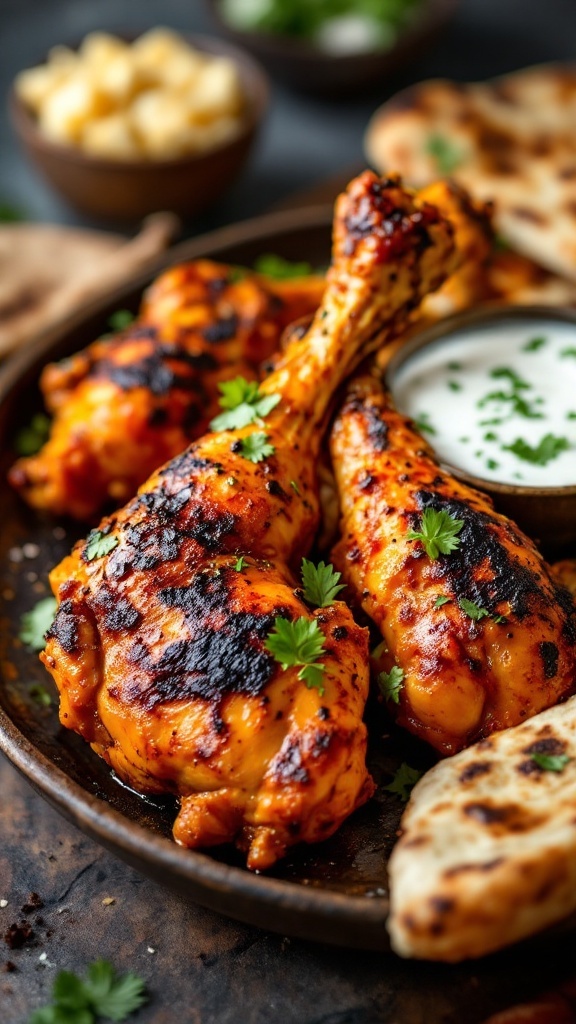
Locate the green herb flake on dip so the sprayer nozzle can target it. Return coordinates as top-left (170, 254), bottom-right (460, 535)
top-left (392, 317), bottom-right (576, 487)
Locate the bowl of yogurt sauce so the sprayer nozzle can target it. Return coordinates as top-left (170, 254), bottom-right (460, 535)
top-left (386, 305), bottom-right (576, 550)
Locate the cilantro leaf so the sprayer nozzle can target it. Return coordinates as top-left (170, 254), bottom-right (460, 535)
top-left (425, 133), bottom-right (463, 175)
top-left (233, 556), bottom-right (247, 572)
top-left (30, 960), bottom-right (147, 1024)
top-left (85, 960), bottom-right (147, 1022)
top-left (84, 530), bottom-right (119, 562)
top-left (19, 596), bottom-right (57, 651)
top-left (14, 412), bottom-right (50, 456)
top-left (301, 558), bottom-right (345, 608)
top-left (108, 309), bottom-right (135, 332)
top-left (406, 508), bottom-right (464, 560)
top-left (531, 753), bottom-right (570, 773)
top-left (238, 432), bottom-right (275, 464)
top-left (210, 376), bottom-right (280, 432)
top-left (459, 598), bottom-right (490, 621)
top-left (561, 348), bottom-right (576, 359)
top-left (383, 762), bottom-right (423, 802)
top-left (503, 433), bottom-right (570, 467)
top-left (434, 595), bottom-right (451, 608)
top-left (523, 336), bottom-right (546, 352)
top-left (30, 684), bottom-right (52, 707)
top-left (378, 665), bottom-right (404, 704)
top-left (264, 616), bottom-right (326, 694)
top-left (413, 411), bottom-right (436, 436)
top-left (253, 253), bottom-right (313, 280)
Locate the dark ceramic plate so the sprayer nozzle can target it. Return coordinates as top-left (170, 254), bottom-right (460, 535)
top-left (0, 206), bottom-right (570, 953)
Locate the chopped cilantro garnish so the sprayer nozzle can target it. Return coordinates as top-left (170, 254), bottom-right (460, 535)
top-left (233, 556), bottom-right (247, 572)
top-left (238, 432), bottom-right (275, 464)
top-left (210, 376), bottom-right (281, 432)
top-left (108, 309), bottom-right (135, 332)
top-left (384, 763), bottom-right (423, 803)
top-left (19, 597), bottom-right (57, 651)
top-left (253, 253), bottom-right (313, 280)
top-left (447, 361), bottom-right (462, 372)
top-left (434, 595), bottom-right (452, 608)
top-left (84, 530), bottom-right (119, 561)
top-left (413, 411), bottom-right (436, 436)
top-left (503, 433), bottom-right (570, 466)
top-left (490, 366), bottom-right (530, 390)
top-left (301, 558), bottom-right (345, 608)
top-left (484, 431), bottom-right (498, 442)
top-left (523, 336), bottom-right (546, 352)
top-left (378, 665), bottom-right (404, 704)
top-left (486, 458), bottom-right (500, 470)
top-left (29, 958), bottom-right (147, 1024)
top-left (447, 380), bottom-right (462, 392)
top-left (290, 480), bottom-right (300, 495)
top-left (567, 412), bottom-right (576, 421)
top-left (459, 598), bottom-right (490, 621)
top-left (30, 684), bottom-right (52, 708)
top-left (560, 348), bottom-right (576, 359)
top-left (426, 134), bottom-right (463, 175)
top-left (406, 508), bottom-right (464, 560)
top-left (531, 752), bottom-right (570, 772)
top-left (264, 616), bottom-right (326, 693)
top-left (14, 413), bottom-right (50, 456)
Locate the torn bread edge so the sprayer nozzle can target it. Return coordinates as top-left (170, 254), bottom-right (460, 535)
top-left (387, 692), bottom-right (576, 961)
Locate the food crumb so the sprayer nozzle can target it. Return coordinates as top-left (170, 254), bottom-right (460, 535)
top-left (38, 952), bottom-right (47, 962)
top-left (147, 947), bottom-right (155, 954)
top-left (1, 962), bottom-right (16, 973)
top-left (22, 893), bottom-right (44, 913)
top-left (0, 901), bottom-right (7, 909)
top-left (4, 922), bottom-right (34, 949)
top-left (101, 897), bottom-right (116, 906)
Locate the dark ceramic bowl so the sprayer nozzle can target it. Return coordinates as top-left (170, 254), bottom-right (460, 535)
top-left (206, 0), bottom-right (459, 97)
top-left (9, 34), bottom-right (269, 221)
top-left (386, 305), bottom-right (576, 552)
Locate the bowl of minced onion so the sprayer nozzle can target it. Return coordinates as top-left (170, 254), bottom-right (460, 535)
top-left (386, 305), bottom-right (576, 550)
top-left (207, 0), bottom-right (458, 96)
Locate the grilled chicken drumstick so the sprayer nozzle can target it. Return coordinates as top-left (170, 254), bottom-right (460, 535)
top-left (331, 376), bottom-right (576, 756)
top-left (41, 172), bottom-right (455, 869)
top-left (9, 260), bottom-right (324, 521)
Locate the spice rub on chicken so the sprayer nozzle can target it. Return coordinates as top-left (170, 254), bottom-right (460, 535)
top-left (9, 260), bottom-right (325, 521)
top-left (330, 375), bottom-right (576, 756)
top-left (41, 171), bottom-right (456, 869)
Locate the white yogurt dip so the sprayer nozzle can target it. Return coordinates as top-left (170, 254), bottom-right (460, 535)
top-left (392, 316), bottom-right (576, 487)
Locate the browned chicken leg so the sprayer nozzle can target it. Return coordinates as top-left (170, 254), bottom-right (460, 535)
top-left (9, 260), bottom-right (325, 521)
top-left (331, 376), bottom-right (576, 756)
top-left (41, 172), bottom-right (456, 868)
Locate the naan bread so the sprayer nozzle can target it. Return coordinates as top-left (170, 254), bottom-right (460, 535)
top-left (365, 64), bottom-right (576, 281)
top-left (388, 694), bottom-right (576, 961)
top-left (0, 212), bottom-right (178, 357)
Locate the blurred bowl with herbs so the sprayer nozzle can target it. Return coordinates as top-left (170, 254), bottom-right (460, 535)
top-left (208, 0), bottom-right (459, 96)
top-left (10, 28), bottom-right (269, 220)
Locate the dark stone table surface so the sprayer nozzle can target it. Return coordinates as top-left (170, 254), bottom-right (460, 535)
top-left (1, 0), bottom-right (576, 1021)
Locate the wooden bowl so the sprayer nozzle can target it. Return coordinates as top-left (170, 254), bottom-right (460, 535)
top-left (386, 305), bottom-right (576, 553)
top-left (9, 34), bottom-right (269, 221)
top-left (206, 0), bottom-right (459, 97)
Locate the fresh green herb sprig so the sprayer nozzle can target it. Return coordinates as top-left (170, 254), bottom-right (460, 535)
top-left (254, 253), bottom-right (314, 280)
top-left (14, 413), bottom-right (50, 456)
top-left (413, 411), bottom-right (436, 436)
top-left (458, 598), bottom-right (490, 621)
top-left (210, 376), bottom-right (280, 432)
top-left (264, 616), bottom-right (326, 693)
top-left (233, 556), bottom-right (247, 572)
top-left (29, 959), bottom-right (147, 1024)
top-left (84, 530), bottom-right (119, 562)
top-left (523, 336), bottom-right (546, 353)
top-left (108, 309), bottom-right (135, 332)
top-left (301, 558), bottom-right (345, 608)
top-left (531, 752), bottom-right (570, 773)
top-left (238, 432), bottom-right (275, 464)
top-left (384, 762), bottom-right (423, 802)
top-left (406, 508), bottom-right (464, 560)
top-left (426, 134), bottom-right (463, 175)
top-left (503, 433), bottom-right (570, 467)
top-left (19, 597), bottom-right (57, 651)
top-left (378, 665), bottom-right (404, 704)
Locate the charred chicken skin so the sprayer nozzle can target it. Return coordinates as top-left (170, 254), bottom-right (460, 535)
top-left (330, 376), bottom-right (576, 756)
top-left (41, 172), bottom-right (456, 869)
top-left (9, 260), bottom-right (325, 521)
